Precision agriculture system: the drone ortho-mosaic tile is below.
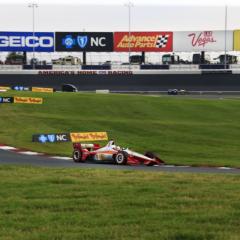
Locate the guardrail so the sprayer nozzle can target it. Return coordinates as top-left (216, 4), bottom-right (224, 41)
top-left (0, 65), bottom-right (22, 70)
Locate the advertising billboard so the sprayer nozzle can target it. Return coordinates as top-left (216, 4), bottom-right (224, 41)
top-left (70, 132), bottom-right (108, 142)
top-left (32, 132), bottom-right (108, 143)
top-left (55, 32), bottom-right (113, 52)
top-left (31, 87), bottom-right (54, 93)
top-left (114, 32), bottom-right (173, 52)
top-left (14, 97), bottom-right (43, 104)
top-left (0, 97), bottom-right (14, 103)
top-left (233, 30), bottom-right (240, 51)
top-left (173, 31), bottom-right (233, 52)
top-left (32, 133), bottom-right (71, 143)
top-left (0, 32), bottom-right (54, 52)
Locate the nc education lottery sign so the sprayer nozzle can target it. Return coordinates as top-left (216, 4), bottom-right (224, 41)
top-left (114, 32), bottom-right (173, 52)
top-left (0, 32), bottom-right (54, 52)
top-left (173, 31), bottom-right (233, 52)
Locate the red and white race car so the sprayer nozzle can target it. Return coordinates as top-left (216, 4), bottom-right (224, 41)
top-left (72, 140), bottom-right (164, 166)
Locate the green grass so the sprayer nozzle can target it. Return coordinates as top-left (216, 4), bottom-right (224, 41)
top-left (0, 166), bottom-right (239, 240)
top-left (0, 91), bottom-right (240, 167)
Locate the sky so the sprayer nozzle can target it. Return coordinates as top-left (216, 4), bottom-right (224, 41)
top-left (0, 0), bottom-right (240, 31)
top-left (1, 0), bottom-right (240, 6)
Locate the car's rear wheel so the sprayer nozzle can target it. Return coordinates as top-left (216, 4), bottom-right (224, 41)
top-left (73, 149), bottom-right (83, 162)
top-left (115, 151), bottom-right (128, 165)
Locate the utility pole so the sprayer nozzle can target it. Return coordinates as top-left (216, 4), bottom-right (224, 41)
top-left (224, 5), bottom-right (228, 70)
top-left (125, 1), bottom-right (134, 69)
top-left (28, 2), bottom-right (38, 69)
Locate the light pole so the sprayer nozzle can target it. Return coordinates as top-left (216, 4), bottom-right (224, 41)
top-left (224, 5), bottom-right (228, 70)
top-left (28, 2), bottom-right (38, 69)
top-left (125, 1), bottom-right (133, 69)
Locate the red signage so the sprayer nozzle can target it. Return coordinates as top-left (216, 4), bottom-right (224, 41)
top-left (114, 32), bottom-right (173, 52)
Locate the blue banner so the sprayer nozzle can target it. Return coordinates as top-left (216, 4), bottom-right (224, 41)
top-left (0, 32), bottom-right (54, 52)
top-left (32, 133), bottom-right (71, 143)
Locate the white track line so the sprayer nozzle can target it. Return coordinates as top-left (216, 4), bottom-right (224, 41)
top-left (50, 156), bottom-right (72, 160)
top-left (162, 165), bottom-right (176, 168)
top-left (0, 146), bottom-right (17, 150)
top-left (218, 167), bottom-right (232, 170)
top-left (18, 151), bottom-right (44, 156)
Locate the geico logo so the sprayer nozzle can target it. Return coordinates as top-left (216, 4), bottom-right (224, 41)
top-left (0, 36), bottom-right (53, 47)
top-left (90, 37), bottom-right (106, 47)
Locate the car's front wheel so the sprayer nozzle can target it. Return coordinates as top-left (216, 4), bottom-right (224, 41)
top-left (145, 151), bottom-right (164, 164)
top-left (114, 151), bottom-right (128, 165)
top-left (73, 149), bottom-right (83, 162)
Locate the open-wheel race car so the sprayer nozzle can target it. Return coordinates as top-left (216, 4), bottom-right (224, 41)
top-left (72, 140), bottom-right (164, 166)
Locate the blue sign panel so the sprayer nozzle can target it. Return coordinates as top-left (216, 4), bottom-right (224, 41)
top-left (0, 97), bottom-right (14, 103)
top-left (0, 32), bottom-right (54, 52)
top-left (56, 32), bottom-right (113, 52)
top-left (32, 133), bottom-right (71, 143)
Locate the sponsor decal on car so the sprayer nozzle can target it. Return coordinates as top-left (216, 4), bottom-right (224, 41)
top-left (14, 97), bottom-right (43, 104)
top-left (70, 132), bottom-right (108, 142)
top-left (32, 87), bottom-right (54, 93)
top-left (114, 32), bottom-right (173, 52)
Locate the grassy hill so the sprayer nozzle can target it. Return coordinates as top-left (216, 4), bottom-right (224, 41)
top-left (0, 91), bottom-right (240, 167)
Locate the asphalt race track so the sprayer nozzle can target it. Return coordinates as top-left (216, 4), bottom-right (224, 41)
top-left (0, 149), bottom-right (240, 174)
top-left (2, 73), bottom-right (240, 91)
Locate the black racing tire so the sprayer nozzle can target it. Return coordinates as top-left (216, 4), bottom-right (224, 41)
top-left (72, 149), bottom-right (83, 163)
top-left (114, 151), bottom-right (128, 165)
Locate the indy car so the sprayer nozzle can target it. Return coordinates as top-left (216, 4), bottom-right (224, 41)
top-left (72, 140), bottom-right (164, 166)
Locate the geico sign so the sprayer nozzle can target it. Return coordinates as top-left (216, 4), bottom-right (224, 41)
top-left (0, 36), bottom-right (53, 47)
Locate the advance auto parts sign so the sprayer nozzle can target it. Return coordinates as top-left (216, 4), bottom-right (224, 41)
top-left (56, 32), bottom-right (113, 52)
top-left (114, 32), bottom-right (173, 52)
top-left (173, 31), bottom-right (233, 52)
